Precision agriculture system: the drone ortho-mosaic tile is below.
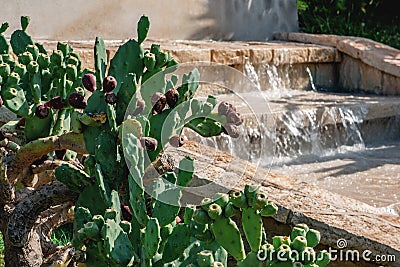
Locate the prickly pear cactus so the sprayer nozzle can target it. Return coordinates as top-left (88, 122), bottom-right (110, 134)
top-left (0, 15), bottom-right (330, 267)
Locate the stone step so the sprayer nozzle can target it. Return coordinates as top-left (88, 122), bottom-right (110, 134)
top-left (166, 141), bottom-right (400, 266)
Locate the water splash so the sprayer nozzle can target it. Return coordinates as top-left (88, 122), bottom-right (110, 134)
top-left (306, 66), bottom-right (317, 92)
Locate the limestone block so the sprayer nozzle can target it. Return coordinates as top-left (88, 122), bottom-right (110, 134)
top-left (383, 73), bottom-right (400, 95)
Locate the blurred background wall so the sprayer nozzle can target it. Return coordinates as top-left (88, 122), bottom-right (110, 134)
top-left (0, 0), bottom-right (298, 41)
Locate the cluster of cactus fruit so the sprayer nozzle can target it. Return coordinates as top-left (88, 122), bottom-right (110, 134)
top-left (0, 15), bottom-right (331, 266)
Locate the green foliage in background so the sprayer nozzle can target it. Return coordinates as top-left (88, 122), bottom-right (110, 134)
top-left (297, 0), bottom-right (400, 49)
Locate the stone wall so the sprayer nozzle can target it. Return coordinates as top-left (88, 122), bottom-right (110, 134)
top-left (1, 0), bottom-right (298, 41)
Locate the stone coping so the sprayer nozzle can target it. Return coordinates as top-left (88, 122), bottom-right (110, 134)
top-left (172, 141), bottom-right (400, 266)
top-left (38, 38), bottom-right (341, 69)
top-left (274, 32), bottom-right (400, 78)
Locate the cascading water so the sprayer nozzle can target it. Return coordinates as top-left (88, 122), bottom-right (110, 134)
top-left (190, 61), bottom-right (400, 215)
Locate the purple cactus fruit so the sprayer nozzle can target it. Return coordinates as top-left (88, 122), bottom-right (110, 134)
top-left (16, 117), bottom-right (26, 128)
top-left (102, 75), bottom-right (117, 92)
top-left (121, 204), bottom-right (133, 221)
top-left (165, 88), bottom-right (179, 108)
top-left (151, 92), bottom-right (167, 114)
top-left (140, 137), bottom-right (158, 151)
top-left (55, 149), bottom-right (67, 160)
top-left (169, 135), bottom-right (185, 147)
top-left (105, 92), bottom-right (118, 104)
top-left (133, 99), bottom-right (145, 116)
top-left (218, 101), bottom-right (230, 115)
top-left (68, 92), bottom-right (87, 109)
top-left (0, 96), bottom-right (3, 107)
top-left (45, 96), bottom-right (66, 110)
top-left (226, 110), bottom-right (243, 126)
top-left (82, 73), bottom-right (97, 92)
top-left (223, 123), bottom-right (240, 138)
top-left (35, 104), bottom-right (50, 119)
top-left (0, 130), bottom-right (5, 141)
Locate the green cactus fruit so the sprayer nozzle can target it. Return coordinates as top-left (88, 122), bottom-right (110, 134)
top-left (211, 217), bottom-right (245, 261)
top-left (18, 51), bottom-right (33, 65)
top-left (50, 50), bottom-right (64, 66)
top-left (207, 203), bottom-right (223, 220)
top-left (7, 72), bottom-right (21, 86)
top-left (54, 163), bottom-right (92, 192)
top-left (83, 221), bottom-right (100, 240)
top-left (27, 60), bottom-right (39, 74)
top-left (305, 229), bottom-right (321, 248)
top-left (92, 214), bottom-right (105, 229)
top-left (291, 236), bottom-right (307, 252)
top-left (213, 193), bottom-right (230, 208)
top-left (161, 224), bottom-right (191, 263)
top-left (277, 244), bottom-right (292, 261)
top-left (26, 44), bottom-right (39, 60)
top-left (272, 236), bottom-right (291, 250)
top-left (197, 250), bottom-right (214, 267)
top-left (260, 202), bottom-right (278, 217)
top-left (94, 36), bottom-right (107, 85)
top-left (144, 52), bottom-right (156, 71)
top-left (66, 64), bottom-right (77, 80)
top-left (2, 86), bottom-right (18, 100)
top-left (242, 207), bottom-right (263, 252)
top-left (201, 197), bottom-right (213, 211)
top-left (37, 53), bottom-right (50, 69)
top-left (201, 102), bottom-right (213, 116)
top-left (253, 193), bottom-right (268, 210)
top-left (67, 54), bottom-right (80, 67)
top-left (0, 62), bottom-right (10, 78)
top-left (13, 63), bottom-right (27, 78)
top-left (291, 227), bottom-right (307, 240)
top-left (177, 156), bottom-right (194, 187)
top-left (237, 251), bottom-right (264, 267)
top-left (315, 250), bottom-right (331, 267)
top-left (193, 209), bottom-right (212, 225)
top-left (155, 51), bottom-right (168, 68)
top-left (144, 217), bottom-right (161, 259)
top-left (295, 223), bottom-right (310, 233)
top-left (302, 247), bottom-right (316, 264)
top-left (223, 202), bottom-right (240, 218)
top-left (56, 42), bottom-right (71, 58)
top-left (229, 190), bottom-right (248, 209)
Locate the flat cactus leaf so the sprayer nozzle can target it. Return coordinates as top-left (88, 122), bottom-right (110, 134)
top-left (1, 86), bottom-right (30, 117)
top-left (116, 73), bottom-right (137, 124)
top-left (95, 131), bottom-right (118, 183)
top-left (10, 29), bottom-right (33, 55)
top-left (21, 16), bottom-right (30, 31)
top-left (137, 15), bottom-right (150, 44)
top-left (160, 224), bottom-right (191, 264)
top-left (94, 36), bottom-right (107, 87)
top-left (85, 89), bottom-right (108, 114)
top-left (144, 217), bottom-right (161, 259)
top-left (186, 117), bottom-right (223, 137)
top-left (0, 35), bottom-right (10, 54)
top-left (177, 156), bottom-right (194, 187)
top-left (102, 219), bottom-right (136, 265)
top-left (24, 112), bottom-right (52, 142)
top-left (152, 187), bottom-right (182, 226)
top-left (242, 207), bottom-right (263, 252)
top-left (108, 39), bottom-right (144, 94)
top-left (54, 164), bottom-right (92, 192)
top-left (128, 174), bottom-right (149, 227)
top-left (211, 217), bottom-right (246, 261)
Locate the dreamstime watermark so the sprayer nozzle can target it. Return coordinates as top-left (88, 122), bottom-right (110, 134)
top-left (256, 239), bottom-right (397, 264)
